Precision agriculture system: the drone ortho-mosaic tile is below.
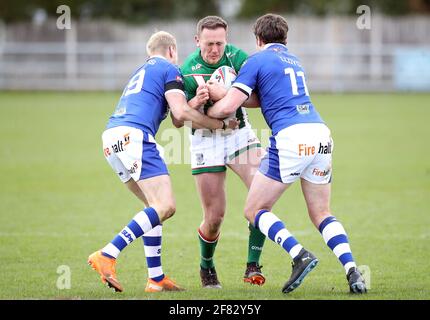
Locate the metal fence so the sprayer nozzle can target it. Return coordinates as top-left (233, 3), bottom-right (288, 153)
top-left (1, 16), bottom-right (429, 92)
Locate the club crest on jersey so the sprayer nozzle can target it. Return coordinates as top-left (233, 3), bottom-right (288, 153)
top-left (296, 104), bottom-right (310, 114)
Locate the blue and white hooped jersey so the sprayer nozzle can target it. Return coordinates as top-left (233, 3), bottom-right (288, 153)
top-left (232, 43), bottom-right (324, 135)
top-left (107, 56), bottom-right (185, 137)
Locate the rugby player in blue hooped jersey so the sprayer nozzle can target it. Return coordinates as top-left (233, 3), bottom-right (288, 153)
top-left (207, 14), bottom-right (367, 294)
top-left (88, 31), bottom-right (237, 293)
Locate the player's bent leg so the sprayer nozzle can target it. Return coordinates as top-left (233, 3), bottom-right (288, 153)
top-left (89, 205), bottom-right (162, 291)
top-left (228, 147), bottom-right (264, 187)
top-left (245, 172), bottom-right (318, 293)
top-left (125, 178), bottom-right (149, 207)
top-left (137, 174), bottom-right (176, 222)
top-left (228, 148), bottom-right (267, 286)
top-left (137, 175), bottom-right (188, 292)
top-left (301, 178), bottom-right (367, 294)
top-left (88, 175), bottom-right (176, 292)
top-left (244, 171), bottom-right (288, 224)
top-left (126, 178), bottom-right (180, 292)
top-left (194, 171), bottom-right (226, 288)
top-left (136, 175), bottom-right (187, 292)
top-left (195, 172), bottom-right (226, 238)
top-left (300, 178), bottom-right (332, 228)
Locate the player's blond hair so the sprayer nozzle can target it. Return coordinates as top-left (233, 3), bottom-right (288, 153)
top-left (146, 31), bottom-right (177, 56)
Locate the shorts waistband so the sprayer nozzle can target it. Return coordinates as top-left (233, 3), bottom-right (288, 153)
top-left (193, 121), bottom-right (247, 137)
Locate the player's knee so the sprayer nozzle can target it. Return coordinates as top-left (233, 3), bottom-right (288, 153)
top-left (244, 205), bottom-right (271, 226)
top-left (157, 201), bottom-right (176, 220)
top-left (244, 204), bottom-right (256, 223)
top-left (308, 209), bottom-right (331, 228)
top-left (165, 202), bottom-right (176, 219)
top-left (206, 214), bottom-right (224, 233)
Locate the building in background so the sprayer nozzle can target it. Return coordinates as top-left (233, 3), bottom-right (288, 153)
top-left (0, 0), bottom-right (429, 91)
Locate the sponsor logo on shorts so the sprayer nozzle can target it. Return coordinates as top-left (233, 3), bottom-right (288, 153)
top-left (290, 172), bottom-right (300, 176)
top-left (248, 137), bottom-right (257, 143)
top-left (296, 104), bottom-right (310, 114)
top-left (312, 168), bottom-right (331, 177)
top-left (124, 133), bottom-right (130, 145)
top-left (104, 147), bottom-right (111, 157)
top-left (196, 153), bottom-right (205, 165)
top-left (318, 142), bottom-right (332, 154)
top-left (111, 133), bottom-right (130, 153)
top-left (128, 161), bottom-right (139, 174)
top-left (298, 144), bottom-right (315, 156)
top-left (112, 141), bottom-right (124, 153)
top-left (298, 142), bottom-right (332, 156)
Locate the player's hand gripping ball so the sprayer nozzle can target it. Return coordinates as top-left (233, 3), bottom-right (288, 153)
top-left (208, 66), bottom-right (238, 132)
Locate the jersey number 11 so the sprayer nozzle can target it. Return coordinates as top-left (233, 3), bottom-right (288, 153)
top-left (284, 67), bottom-right (309, 96)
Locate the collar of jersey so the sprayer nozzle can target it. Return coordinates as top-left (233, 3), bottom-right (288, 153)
top-left (148, 55), bottom-right (168, 61)
top-left (263, 43), bottom-right (288, 50)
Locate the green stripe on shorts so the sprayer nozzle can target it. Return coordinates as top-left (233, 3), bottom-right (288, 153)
top-left (192, 166), bottom-right (227, 175)
top-left (228, 143), bottom-right (261, 161)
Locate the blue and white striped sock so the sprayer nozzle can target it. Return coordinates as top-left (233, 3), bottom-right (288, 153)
top-left (319, 216), bottom-right (357, 274)
top-left (254, 210), bottom-right (303, 259)
top-left (102, 207), bottom-right (160, 259)
top-left (143, 225), bottom-right (165, 282)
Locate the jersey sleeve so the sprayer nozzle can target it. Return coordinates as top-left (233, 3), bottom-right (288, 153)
top-left (182, 75), bottom-right (197, 101)
top-left (165, 64), bottom-right (185, 96)
top-left (232, 55), bottom-right (259, 97)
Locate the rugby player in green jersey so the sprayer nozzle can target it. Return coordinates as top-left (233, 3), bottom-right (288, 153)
top-left (179, 16), bottom-right (266, 288)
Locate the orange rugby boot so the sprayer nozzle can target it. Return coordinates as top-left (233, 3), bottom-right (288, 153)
top-left (243, 262), bottom-right (266, 286)
top-left (88, 250), bottom-right (123, 292)
top-left (145, 275), bottom-right (185, 292)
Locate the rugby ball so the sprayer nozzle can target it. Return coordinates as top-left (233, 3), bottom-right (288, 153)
top-left (208, 66), bottom-right (238, 131)
top-left (209, 66), bottom-right (237, 89)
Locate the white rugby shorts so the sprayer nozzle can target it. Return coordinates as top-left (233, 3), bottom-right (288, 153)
top-left (102, 126), bottom-right (168, 183)
top-left (259, 123), bottom-right (333, 184)
top-left (190, 126), bottom-right (262, 175)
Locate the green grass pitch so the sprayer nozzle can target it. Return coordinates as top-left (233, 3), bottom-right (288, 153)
top-left (0, 92), bottom-right (429, 300)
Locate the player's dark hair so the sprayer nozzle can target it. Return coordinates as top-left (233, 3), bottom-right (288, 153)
top-left (197, 16), bottom-right (228, 35)
top-left (253, 13), bottom-right (288, 45)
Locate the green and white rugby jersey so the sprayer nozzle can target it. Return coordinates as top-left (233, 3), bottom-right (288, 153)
top-left (180, 44), bottom-right (250, 132)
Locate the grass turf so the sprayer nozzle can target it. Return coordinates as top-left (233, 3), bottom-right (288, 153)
top-left (0, 92), bottom-right (429, 300)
